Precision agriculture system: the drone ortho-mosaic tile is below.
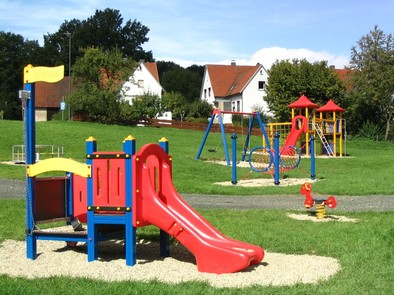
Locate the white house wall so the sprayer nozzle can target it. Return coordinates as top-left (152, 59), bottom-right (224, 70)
top-left (200, 71), bottom-right (215, 105)
top-left (121, 63), bottom-right (163, 104)
top-left (242, 69), bottom-right (269, 114)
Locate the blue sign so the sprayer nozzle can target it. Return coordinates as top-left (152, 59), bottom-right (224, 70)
top-left (60, 101), bottom-right (66, 111)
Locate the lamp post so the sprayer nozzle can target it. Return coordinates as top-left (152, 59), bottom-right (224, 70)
top-left (65, 32), bottom-right (72, 120)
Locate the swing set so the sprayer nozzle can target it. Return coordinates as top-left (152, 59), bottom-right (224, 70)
top-left (196, 109), bottom-right (270, 166)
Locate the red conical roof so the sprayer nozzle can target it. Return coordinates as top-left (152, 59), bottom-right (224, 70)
top-left (288, 94), bottom-right (318, 108)
top-left (317, 99), bottom-right (345, 112)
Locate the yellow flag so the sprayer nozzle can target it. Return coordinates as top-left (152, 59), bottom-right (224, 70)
top-left (24, 64), bottom-right (64, 83)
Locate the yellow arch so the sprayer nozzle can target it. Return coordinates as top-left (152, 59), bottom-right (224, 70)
top-left (26, 158), bottom-right (91, 178)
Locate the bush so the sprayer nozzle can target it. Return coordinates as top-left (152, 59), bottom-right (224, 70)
top-left (357, 120), bottom-right (385, 141)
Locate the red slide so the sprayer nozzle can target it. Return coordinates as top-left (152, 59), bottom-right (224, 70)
top-left (132, 144), bottom-right (264, 274)
top-left (283, 115), bottom-right (308, 148)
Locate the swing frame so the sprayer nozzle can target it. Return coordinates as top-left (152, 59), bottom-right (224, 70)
top-left (196, 109), bottom-right (270, 166)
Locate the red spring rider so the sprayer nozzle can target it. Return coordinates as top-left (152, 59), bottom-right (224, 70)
top-left (300, 183), bottom-right (336, 218)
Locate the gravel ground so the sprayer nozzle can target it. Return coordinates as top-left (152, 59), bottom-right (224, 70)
top-left (0, 178), bottom-right (392, 288)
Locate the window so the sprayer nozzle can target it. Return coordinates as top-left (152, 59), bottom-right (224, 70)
top-left (137, 80), bottom-right (144, 88)
top-left (208, 87), bottom-right (211, 97)
top-left (258, 81), bottom-right (265, 90)
top-left (237, 101), bottom-right (240, 112)
top-left (204, 89), bottom-right (207, 98)
top-left (223, 101), bottom-right (232, 111)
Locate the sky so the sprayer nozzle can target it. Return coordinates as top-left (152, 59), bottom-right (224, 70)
top-left (1, 0), bottom-right (393, 69)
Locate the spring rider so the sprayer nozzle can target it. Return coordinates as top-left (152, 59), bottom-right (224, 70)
top-left (300, 183), bottom-right (337, 219)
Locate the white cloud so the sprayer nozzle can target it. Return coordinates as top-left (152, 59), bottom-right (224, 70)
top-left (250, 47), bottom-right (349, 69)
top-left (157, 47), bottom-right (350, 69)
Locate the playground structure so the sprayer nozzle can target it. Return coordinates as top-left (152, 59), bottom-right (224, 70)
top-left (197, 109), bottom-right (314, 185)
top-left (269, 94), bottom-right (346, 157)
top-left (196, 109), bottom-right (270, 166)
top-left (300, 183), bottom-right (337, 219)
top-left (22, 65), bottom-right (263, 274)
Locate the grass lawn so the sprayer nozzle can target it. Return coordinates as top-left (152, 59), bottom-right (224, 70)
top-left (1, 119), bottom-right (394, 195)
top-left (0, 120), bottom-right (393, 294)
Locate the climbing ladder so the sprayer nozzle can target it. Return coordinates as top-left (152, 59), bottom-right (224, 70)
top-left (313, 123), bottom-right (334, 157)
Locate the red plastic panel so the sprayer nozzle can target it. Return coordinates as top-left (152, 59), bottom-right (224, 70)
top-left (93, 158), bottom-right (109, 206)
top-left (72, 174), bottom-right (87, 222)
top-left (92, 153), bottom-right (126, 207)
top-left (34, 177), bottom-right (67, 221)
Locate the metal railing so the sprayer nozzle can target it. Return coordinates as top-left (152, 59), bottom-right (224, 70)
top-left (12, 144), bottom-right (64, 163)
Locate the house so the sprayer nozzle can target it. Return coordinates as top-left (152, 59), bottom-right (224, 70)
top-left (200, 61), bottom-right (269, 123)
top-left (121, 61), bottom-right (164, 103)
top-left (34, 77), bottom-right (71, 121)
top-left (34, 61), bottom-right (167, 121)
top-left (121, 61), bottom-right (170, 120)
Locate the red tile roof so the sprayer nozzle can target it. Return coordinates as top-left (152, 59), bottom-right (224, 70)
top-left (317, 99), bottom-right (345, 112)
top-left (207, 64), bottom-right (262, 97)
top-left (288, 94), bottom-right (318, 108)
top-left (144, 62), bottom-right (160, 83)
top-left (334, 68), bottom-right (354, 91)
top-left (34, 77), bottom-right (71, 108)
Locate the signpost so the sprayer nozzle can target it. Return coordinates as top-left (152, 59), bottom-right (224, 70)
top-left (60, 101), bottom-right (66, 120)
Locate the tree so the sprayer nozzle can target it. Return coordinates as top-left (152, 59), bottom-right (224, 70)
top-left (0, 31), bottom-right (45, 119)
top-left (264, 59), bottom-right (346, 122)
top-left (71, 47), bottom-right (136, 123)
top-left (130, 92), bottom-right (162, 119)
top-left (349, 25), bottom-right (394, 141)
top-left (187, 100), bottom-right (213, 120)
top-left (157, 61), bottom-right (204, 103)
top-left (43, 8), bottom-right (152, 74)
top-left (161, 91), bottom-right (188, 120)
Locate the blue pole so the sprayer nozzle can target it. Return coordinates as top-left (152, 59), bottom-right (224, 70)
top-left (25, 83), bottom-right (37, 259)
top-left (196, 113), bottom-right (216, 160)
top-left (241, 115), bottom-right (254, 161)
top-left (274, 132), bottom-right (280, 185)
top-left (123, 135), bottom-right (137, 266)
top-left (158, 137), bottom-right (170, 257)
top-left (231, 133), bottom-right (238, 185)
top-left (256, 112), bottom-right (271, 150)
top-left (86, 137), bottom-right (97, 262)
top-left (218, 112), bottom-right (231, 166)
top-left (310, 136), bottom-right (316, 180)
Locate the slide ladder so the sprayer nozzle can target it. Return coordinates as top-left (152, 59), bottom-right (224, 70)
top-left (313, 123), bottom-right (334, 157)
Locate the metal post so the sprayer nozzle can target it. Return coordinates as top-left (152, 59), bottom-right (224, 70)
top-left (310, 136), bottom-right (316, 180)
top-left (196, 113), bottom-right (216, 160)
top-left (158, 137), bottom-right (170, 257)
top-left (86, 137), bottom-right (97, 262)
top-left (25, 82), bottom-right (37, 259)
top-left (65, 32), bottom-right (72, 120)
top-left (241, 116), bottom-right (254, 161)
top-left (274, 132), bottom-right (280, 185)
top-left (231, 133), bottom-right (238, 185)
top-left (218, 113), bottom-right (231, 166)
top-left (256, 112), bottom-right (271, 150)
top-left (123, 135), bottom-right (137, 266)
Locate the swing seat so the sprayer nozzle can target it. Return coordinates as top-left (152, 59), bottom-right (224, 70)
top-left (208, 149), bottom-right (217, 152)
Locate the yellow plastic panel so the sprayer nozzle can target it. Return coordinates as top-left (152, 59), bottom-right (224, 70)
top-left (24, 64), bottom-right (64, 83)
top-left (26, 158), bottom-right (91, 178)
